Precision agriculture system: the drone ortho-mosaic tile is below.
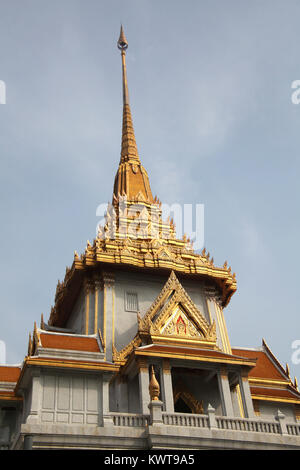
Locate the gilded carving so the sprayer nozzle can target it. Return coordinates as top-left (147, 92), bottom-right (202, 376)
top-left (139, 271), bottom-right (217, 345)
top-left (112, 335), bottom-right (142, 365)
top-left (102, 272), bottom-right (115, 288)
top-left (98, 328), bottom-right (105, 351)
top-left (27, 333), bottom-right (33, 357)
top-left (162, 309), bottom-right (202, 339)
top-left (47, 26), bottom-right (237, 330)
top-left (149, 366), bottom-right (160, 401)
top-left (173, 381), bottom-right (204, 414)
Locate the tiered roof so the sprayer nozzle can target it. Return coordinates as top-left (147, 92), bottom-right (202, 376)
top-left (232, 340), bottom-right (300, 405)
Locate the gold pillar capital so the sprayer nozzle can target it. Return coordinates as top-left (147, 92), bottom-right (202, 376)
top-left (102, 271), bottom-right (115, 288)
top-left (163, 359), bottom-right (171, 374)
top-left (83, 277), bottom-right (94, 294)
top-left (137, 357), bottom-right (148, 373)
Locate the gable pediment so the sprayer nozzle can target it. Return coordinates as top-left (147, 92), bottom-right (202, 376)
top-left (113, 271), bottom-right (217, 365)
top-left (138, 271), bottom-right (217, 347)
top-left (160, 306), bottom-right (203, 338)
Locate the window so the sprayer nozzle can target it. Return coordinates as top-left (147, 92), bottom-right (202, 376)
top-left (125, 292), bottom-right (138, 312)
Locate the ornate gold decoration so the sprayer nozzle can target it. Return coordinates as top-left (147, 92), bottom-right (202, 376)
top-left (112, 335), bottom-right (142, 365)
top-left (110, 272), bottom-right (218, 367)
top-left (138, 271), bottom-right (217, 347)
top-left (137, 357), bottom-right (148, 372)
top-left (161, 309), bottom-right (202, 338)
top-left (112, 344), bottom-right (122, 364)
top-left (28, 333), bottom-right (33, 357)
top-left (40, 313), bottom-right (45, 330)
top-left (114, 25), bottom-right (154, 204)
top-left (49, 231), bottom-right (237, 326)
top-left (173, 381), bottom-right (204, 414)
top-left (253, 400), bottom-right (260, 416)
top-left (295, 404), bottom-right (300, 421)
top-left (149, 366), bottom-right (160, 401)
top-left (102, 272), bottom-right (115, 288)
top-left (98, 328), bottom-right (105, 351)
top-left (33, 321), bottom-right (41, 348)
top-left (48, 28), bottom-right (237, 329)
top-left (28, 321), bottom-right (42, 356)
top-left (163, 359), bottom-right (171, 374)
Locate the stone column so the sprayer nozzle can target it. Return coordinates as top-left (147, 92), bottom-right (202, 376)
top-left (26, 369), bottom-right (41, 424)
top-left (93, 274), bottom-right (102, 334)
top-left (83, 277), bottom-right (94, 335)
top-left (238, 370), bottom-right (255, 418)
top-left (102, 372), bottom-right (113, 426)
top-left (217, 368), bottom-right (234, 417)
top-left (207, 404), bottom-right (217, 429)
top-left (116, 375), bottom-right (128, 412)
top-left (23, 434), bottom-right (33, 450)
top-left (148, 400), bottom-right (164, 425)
top-left (205, 293), bottom-right (224, 352)
top-left (161, 359), bottom-right (174, 413)
top-left (138, 359), bottom-right (150, 415)
top-left (102, 272), bottom-right (115, 362)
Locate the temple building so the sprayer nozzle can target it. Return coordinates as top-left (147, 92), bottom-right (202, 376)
top-left (1, 27), bottom-right (300, 450)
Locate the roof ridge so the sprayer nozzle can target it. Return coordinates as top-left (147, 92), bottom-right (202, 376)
top-left (39, 329), bottom-right (97, 339)
top-left (262, 338), bottom-right (289, 379)
top-left (232, 346), bottom-right (262, 352)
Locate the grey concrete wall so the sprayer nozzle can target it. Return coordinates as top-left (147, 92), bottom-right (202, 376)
top-left (39, 371), bottom-right (101, 426)
top-left (181, 280), bottom-right (209, 323)
top-left (64, 269), bottom-right (223, 358)
top-left (114, 271), bottom-right (166, 352)
top-left (259, 401), bottom-right (296, 422)
top-left (66, 289), bottom-right (85, 333)
top-left (88, 291), bottom-right (95, 335)
top-left (128, 374), bottom-right (140, 414)
top-left (114, 271), bottom-right (212, 352)
top-left (23, 386), bottom-right (32, 423)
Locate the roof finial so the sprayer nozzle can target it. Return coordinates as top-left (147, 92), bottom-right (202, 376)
top-left (117, 25), bottom-right (130, 106)
top-left (113, 26), bottom-right (154, 203)
top-left (117, 25), bottom-right (128, 51)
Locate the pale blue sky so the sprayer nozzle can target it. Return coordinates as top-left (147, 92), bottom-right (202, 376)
top-left (0, 0), bottom-right (300, 379)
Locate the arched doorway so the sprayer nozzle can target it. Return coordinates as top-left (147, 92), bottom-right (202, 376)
top-left (173, 389), bottom-right (204, 414)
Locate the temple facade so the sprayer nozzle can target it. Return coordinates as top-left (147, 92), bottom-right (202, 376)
top-left (1, 27), bottom-right (300, 450)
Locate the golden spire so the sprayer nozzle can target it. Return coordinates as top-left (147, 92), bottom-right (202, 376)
top-left (117, 25), bottom-right (139, 164)
top-left (113, 26), bottom-right (154, 203)
top-left (149, 365), bottom-right (160, 401)
top-left (117, 26), bottom-right (129, 107)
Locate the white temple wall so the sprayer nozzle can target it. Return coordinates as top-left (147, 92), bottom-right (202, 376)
top-left (66, 290), bottom-right (85, 334)
top-left (35, 372), bottom-right (101, 426)
top-left (258, 401), bottom-right (296, 422)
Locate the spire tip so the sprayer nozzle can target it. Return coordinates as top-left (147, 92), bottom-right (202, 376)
top-left (117, 25), bottom-right (128, 51)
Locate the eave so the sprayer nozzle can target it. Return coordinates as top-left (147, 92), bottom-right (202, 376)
top-left (14, 356), bottom-right (119, 396)
top-left (49, 238), bottom-right (237, 327)
top-left (132, 344), bottom-right (257, 368)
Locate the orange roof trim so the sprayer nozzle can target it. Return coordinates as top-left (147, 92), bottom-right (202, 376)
top-left (0, 366), bottom-right (21, 383)
top-left (251, 386), bottom-right (300, 402)
top-left (40, 333), bottom-right (100, 353)
top-left (232, 348), bottom-right (287, 381)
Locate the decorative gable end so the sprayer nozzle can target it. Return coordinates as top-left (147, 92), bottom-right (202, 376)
top-left (138, 271), bottom-right (217, 348)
